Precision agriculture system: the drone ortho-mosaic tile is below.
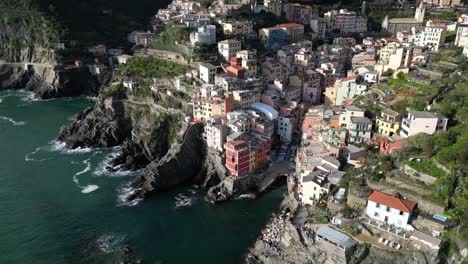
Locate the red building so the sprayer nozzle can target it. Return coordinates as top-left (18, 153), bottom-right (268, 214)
top-left (225, 134), bottom-right (271, 177)
top-left (379, 136), bottom-right (404, 155)
top-left (226, 140), bottom-right (251, 176)
top-left (226, 57), bottom-right (245, 79)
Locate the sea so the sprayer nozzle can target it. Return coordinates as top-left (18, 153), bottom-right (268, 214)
top-left (0, 90), bottom-right (285, 264)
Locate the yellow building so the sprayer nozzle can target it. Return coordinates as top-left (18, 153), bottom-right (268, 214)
top-left (232, 90), bottom-right (260, 109)
top-left (376, 108), bottom-right (401, 136)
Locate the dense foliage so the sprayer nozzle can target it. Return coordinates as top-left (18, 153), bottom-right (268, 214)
top-left (118, 56), bottom-right (191, 79)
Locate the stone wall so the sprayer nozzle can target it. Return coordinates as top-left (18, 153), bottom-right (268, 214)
top-left (147, 49), bottom-right (190, 65)
top-left (402, 165), bottom-right (437, 184)
top-left (412, 215), bottom-right (446, 234)
top-left (347, 191), bottom-right (367, 211)
top-left (385, 176), bottom-right (432, 196)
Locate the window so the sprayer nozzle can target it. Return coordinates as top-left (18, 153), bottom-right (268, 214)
top-left (386, 206), bottom-right (391, 212)
top-left (376, 203), bottom-right (380, 208)
top-left (374, 212), bottom-right (379, 217)
top-left (399, 211), bottom-right (403, 216)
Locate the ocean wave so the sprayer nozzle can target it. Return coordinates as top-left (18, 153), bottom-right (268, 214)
top-left (73, 159), bottom-right (92, 184)
top-left (0, 116), bottom-right (26, 126)
top-left (19, 91), bottom-right (37, 102)
top-left (174, 188), bottom-right (199, 208)
top-left (81, 185), bottom-right (100, 193)
top-left (24, 146), bottom-right (49, 162)
top-left (234, 193), bottom-right (257, 200)
top-left (96, 233), bottom-right (126, 254)
top-left (49, 140), bottom-right (94, 154)
top-left (73, 159), bottom-right (99, 194)
top-left (116, 183), bottom-right (142, 207)
top-left (94, 150), bottom-right (137, 177)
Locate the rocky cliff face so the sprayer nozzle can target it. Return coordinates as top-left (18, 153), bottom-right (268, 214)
top-left (0, 2), bottom-right (101, 98)
top-left (58, 98), bottom-right (133, 148)
top-left (58, 94), bottom-right (228, 202)
top-left (128, 123), bottom-right (207, 201)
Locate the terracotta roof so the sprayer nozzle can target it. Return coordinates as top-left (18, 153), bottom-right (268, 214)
top-left (276, 23), bottom-right (304, 28)
top-left (368, 191), bottom-right (416, 213)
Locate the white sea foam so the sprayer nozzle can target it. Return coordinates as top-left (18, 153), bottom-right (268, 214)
top-left (72, 159), bottom-right (99, 193)
top-left (174, 188), bottom-right (199, 208)
top-left (19, 91), bottom-right (37, 102)
top-left (81, 185), bottom-right (100, 193)
top-left (49, 140), bottom-right (93, 154)
top-left (96, 233), bottom-right (126, 254)
top-left (117, 184), bottom-right (142, 207)
top-left (0, 116), bottom-right (26, 126)
top-left (94, 149), bottom-right (137, 177)
top-left (24, 146), bottom-right (48, 162)
top-left (235, 193), bottom-right (256, 200)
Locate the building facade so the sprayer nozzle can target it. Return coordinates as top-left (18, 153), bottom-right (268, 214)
top-left (376, 108), bottom-right (401, 136)
top-left (400, 111), bottom-right (448, 138)
top-left (218, 39), bottom-right (242, 62)
top-left (366, 191), bottom-right (416, 230)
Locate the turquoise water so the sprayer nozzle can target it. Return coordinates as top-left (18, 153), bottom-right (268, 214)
top-left (0, 90), bottom-right (284, 264)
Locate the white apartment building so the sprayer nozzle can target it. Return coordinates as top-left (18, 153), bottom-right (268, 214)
top-left (400, 111), bottom-right (448, 138)
top-left (236, 50), bottom-right (258, 74)
top-left (218, 39), bottom-right (242, 62)
top-left (301, 172), bottom-right (331, 205)
top-left (366, 191), bottom-right (416, 231)
top-left (339, 105), bottom-right (365, 129)
top-left (324, 9), bottom-right (367, 33)
top-left (264, 0), bottom-right (283, 16)
top-left (222, 21), bottom-right (255, 38)
top-left (309, 17), bottom-right (327, 39)
top-left (190, 25), bottom-right (216, 45)
top-left (277, 115), bottom-right (294, 143)
top-left (348, 117), bottom-right (373, 144)
top-left (412, 26), bottom-right (447, 51)
top-left (205, 122), bottom-right (227, 152)
top-left (455, 23), bottom-right (468, 47)
top-left (199, 63), bottom-right (216, 84)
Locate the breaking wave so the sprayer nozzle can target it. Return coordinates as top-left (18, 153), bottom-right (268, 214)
top-left (0, 116), bottom-right (26, 126)
top-left (117, 183), bottom-right (142, 207)
top-left (49, 140), bottom-right (93, 154)
top-left (73, 159), bottom-right (99, 194)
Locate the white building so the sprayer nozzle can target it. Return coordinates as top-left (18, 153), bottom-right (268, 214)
top-left (264, 0), bottom-right (283, 16)
top-left (236, 50), bottom-right (258, 74)
top-left (310, 17), bottom-right (327, 39)
top-left (190, 25), bottom-right (216, 46)
top-left (400, 111), bottom-right (448, 138)
top-left (339, 105), bottom-right (365, 129)
top-left (277, 115), bottom-right (294, 143)
top-left (199, 63), bottom-right (217, 84)
top-left (218, 39), bottom-right (242, 62)
top-left (301, 172), bottom-right (331, 205)
top-left (116, 55), bottom-right (132, 65)
top-left (412, 26), bottom-right (447, 51)
top-left (348, 117), bottom-right (373, 144)
top-left (455, 23), bottom-right (468, 47)
top-left (366, 191), bottom-right (416, 231)
top-left (205, 122), bottom-right (227, 152)
top-left (324, 9), bottom-right (367, 33)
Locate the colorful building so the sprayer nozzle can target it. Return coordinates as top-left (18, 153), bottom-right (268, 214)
top-left (225, 134), bottom-right (271, 176)
top-left (376, 108), bottom-right (401, 137)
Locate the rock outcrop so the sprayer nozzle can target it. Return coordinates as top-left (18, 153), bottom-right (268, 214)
top-left (127, 123), bottom-right (207, 201)
top-left (0, 2), bottom-right (102, 98)
top-left (58, 98), bottom-right (132, 148)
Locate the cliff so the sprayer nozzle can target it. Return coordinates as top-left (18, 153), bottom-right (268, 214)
top-left (0, 0), bottom-right (102, 98)
top-left (58, 86), bottom-right (230, 202)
